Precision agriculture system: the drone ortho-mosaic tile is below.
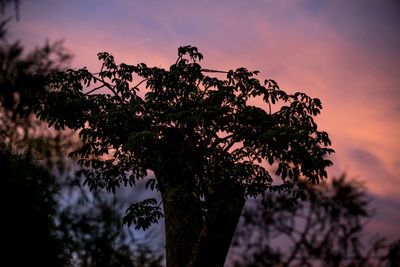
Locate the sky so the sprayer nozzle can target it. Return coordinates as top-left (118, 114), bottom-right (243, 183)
top-left (5, 0), bottom-right (400, 238)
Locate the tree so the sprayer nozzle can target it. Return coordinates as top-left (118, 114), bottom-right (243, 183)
top-left (230, 174), bottom-right (400, 267)
top-left (36, 45), bottom-right (334, 266)
top-left (0, 16), bottom-right (73, 266)
top-left (0, 17), bottom-right (163, 266)
top-left (0, 18), bottom-right (74, 168)
top-left (0, 147), bottom-right (67, 266)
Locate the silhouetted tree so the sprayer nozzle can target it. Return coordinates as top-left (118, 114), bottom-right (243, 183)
top-left (0, 18), bottom-right (75, 171)
top-left (0, 147), bottom-right (67, 266)
top-left (36, 45), bottom-right (334, 266)
top-left (0, 147), bottom-right (164, 267)
top-left (230, 175), bottom-right (400, 267)
top-left (0, 17), bottom-right (163, 266)
top-left (0, 16), bottom-right (71, 266)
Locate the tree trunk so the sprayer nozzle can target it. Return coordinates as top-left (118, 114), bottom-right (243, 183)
top-left (187, 182), bottom-right (245, 267)
top-left (157, 173), bottom-right (203, 267)
top-left (153, 130), bottom-right (205, 267)
top-left (158, 174), bottom-right (245, 267)
top-left (154, 131), bottom-right (245, 266)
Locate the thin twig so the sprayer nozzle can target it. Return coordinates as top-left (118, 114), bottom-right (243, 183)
top-left (201, 68), bottom-right (229, 74)
top-left (132, 78), bottom-right (148, 90)
top-left (91, 75), bottom-right (125, 103)
top-left (268, 101), bottom-right (272, 114)
top-left (84, 84), bottom-right (106, 95)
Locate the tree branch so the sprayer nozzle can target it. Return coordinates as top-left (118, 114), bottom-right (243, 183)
top-left (222, 128), bottom-right (250, 154)
top-left (201, 68), bottom-right (229, 74)
top-left (84, 84), bottom-right (106, 95)
top-left (91, 75), bottom-right (125, 103)
top-left (132, 78), bottom-right (148, 90)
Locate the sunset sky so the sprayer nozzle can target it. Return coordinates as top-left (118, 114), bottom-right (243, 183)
top-left (6, 0), bottom-right (400, 238)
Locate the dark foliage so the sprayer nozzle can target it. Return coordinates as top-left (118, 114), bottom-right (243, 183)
top-left (230, 175), bottom-right (400, 267)
top-left (0, 148), bottom-right (67, 266)
top-left (1, 2), bottom-right (397, 266)
top-left (0, 146), bottom-right (164, 267)
top-left (0, 16), bottom-right (163, 266)
top-left (0, 18), bottom-right (75, 174)
top-left (58, 191), bottom-right (164, 267)
top-left (35, 44), bottom-right (333, 266)
top-left (37, 46), bottom-right (333, 201)
top-left (0, 16), bottom-right (70, 266)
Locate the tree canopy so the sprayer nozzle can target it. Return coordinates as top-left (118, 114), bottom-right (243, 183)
top-left (36, 45), bottom-right (334, 266)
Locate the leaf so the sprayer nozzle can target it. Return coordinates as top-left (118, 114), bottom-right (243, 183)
top-left (145, 178), bottom-right (157, 191)
top-left (123, 198), bottom-right (164, 230)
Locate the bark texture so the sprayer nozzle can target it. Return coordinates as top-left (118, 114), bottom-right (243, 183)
top-left (155, 131), bottom-right (245, 266)
top-left (187, 182), bottom-right (245, 267)
top-left (159, 172), bottom-right (245, 267)
top-left (158, 175), bottom-right (203, 267)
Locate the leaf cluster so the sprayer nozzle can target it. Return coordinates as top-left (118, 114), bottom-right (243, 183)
top-left (36, 45), bottom-right (334, 228)
top-left (123, 198), bottom-right (164, 230)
